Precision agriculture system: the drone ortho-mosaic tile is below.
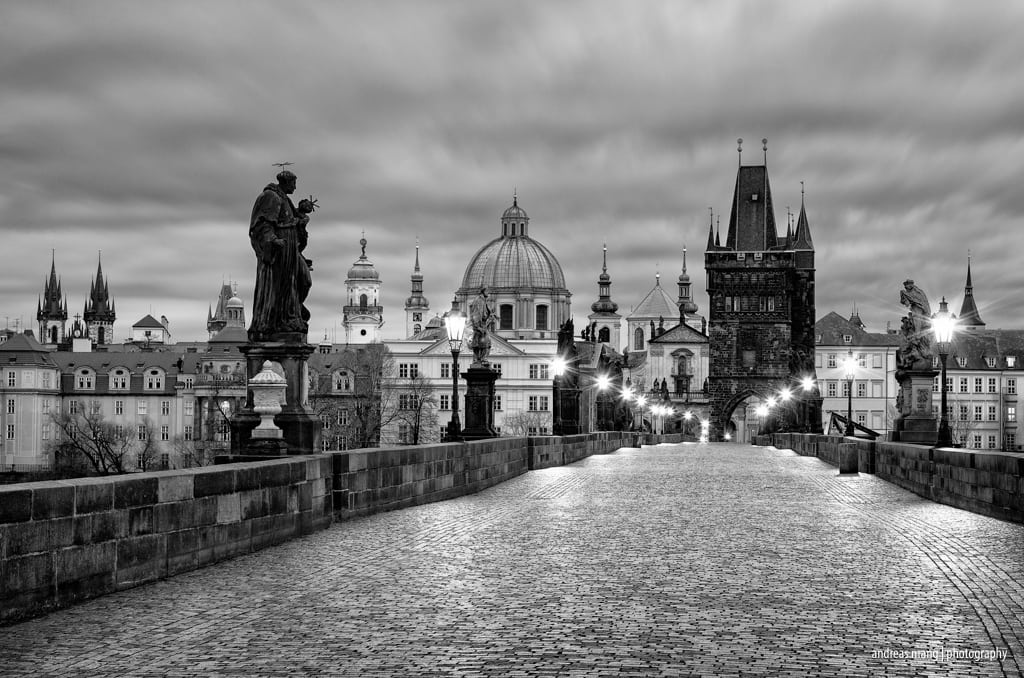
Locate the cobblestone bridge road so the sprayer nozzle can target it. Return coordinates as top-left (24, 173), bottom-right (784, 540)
top-left (3, 443), bottom-right (1024, 677)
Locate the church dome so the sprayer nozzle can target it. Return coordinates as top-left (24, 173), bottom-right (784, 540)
top-left (226, 295), bottom-right (243, 309)
top-left (460, 237), bottom-right (567, 292)
top-left (347, 238), bottom-right (379, 280)
top-left (460, 194), bottom-right (567, 293)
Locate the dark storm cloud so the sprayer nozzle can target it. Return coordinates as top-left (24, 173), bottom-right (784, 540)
top-left (2, 0), bottom-right (1023, 340)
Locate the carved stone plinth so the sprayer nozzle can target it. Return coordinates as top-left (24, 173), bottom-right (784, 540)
top-left (461, 365), bottom-right (498, 440)
top-left (892, 368), bottom-right (939, 444)
top-left (229, 339), bottom-right (320, 456)
top-left (553, 385), bottom-right (581, 435)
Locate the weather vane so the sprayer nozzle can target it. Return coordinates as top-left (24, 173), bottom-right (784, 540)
top-left (272, 161), bottom-right (294, 169)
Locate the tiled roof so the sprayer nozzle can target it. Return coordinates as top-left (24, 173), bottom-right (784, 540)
top-left (628, 279), bottom-right (678, 321)
top-left (133, 314), bottom-right (165, 328)
top-left (50, 350), bottom-right (201, 374)
top-left (0, 332), bottom-right (58, 366)
top-left (815, 312), bottom-right (902, 347)
top-left (650, 322), bottom-right (708, 344)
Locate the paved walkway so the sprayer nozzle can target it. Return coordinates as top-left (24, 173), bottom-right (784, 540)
top-left (3, 443), bottom-right (1024, 677)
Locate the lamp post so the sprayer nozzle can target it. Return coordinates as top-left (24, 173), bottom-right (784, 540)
top-left (933, 297), bottom-right (956, 447)
top-left (444, 310), bottom-right (467, 442)
top-left (843, 351), bottom-right (856, 436)
top-left (800, 376), bottom-right (815, 432)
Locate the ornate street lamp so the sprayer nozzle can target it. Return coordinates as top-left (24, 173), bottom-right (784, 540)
top-left (933, 297), bottom-right (956, 447)
top-left (843, 351), bottom-right (856, 436)
top-left (800, 375), bottom-right (816, 431)
top-left (444, 310), bottom-right (467, 442)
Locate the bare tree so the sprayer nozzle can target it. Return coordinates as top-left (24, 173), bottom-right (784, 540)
top-left (500, 411), bottom-right (551, 437)
top-left (389, 373), bottom-right (440, 445)
top-left (50, 403), bottom-right (135, 474)
top-left (133, 418), bottom-right (161, 472)
top-left (171, 434), bottom-right (211, 468)
top-left (329, 343), bottom-right (399, 449)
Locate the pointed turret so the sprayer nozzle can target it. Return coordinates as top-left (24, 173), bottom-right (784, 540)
top-left (725, 141), bottom-right (779, 251)
top-left (677, 246), bottom-right (698, 317)
top-left (587, 244), bottom-right (622, 347)
top-left (37, 251), bottom-right (68, 344)
top-left (792, 185), bottom-right (814, 250)
top-left (405, 243), bottom-right (430, 337)
top-left (958, 256), bottom-right (985, 329)
top-left (83, 252), bottom-right (115, 344)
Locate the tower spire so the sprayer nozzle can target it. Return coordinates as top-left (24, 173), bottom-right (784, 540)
top-left (957, 253), bottom-right (985, 328)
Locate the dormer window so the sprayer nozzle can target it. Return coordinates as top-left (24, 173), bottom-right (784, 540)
top-left (76, 368), bottom-right (94, 390)
top-left (110, 368), bottom-right (128, 390)
top-left (145, 368), bottom-right (164, 390)
top-left (843, 335), bottom-right (852, 344)
top-left (986, 357), bottom-right (996, 368)
top-left (956, 356), bottom-right (967, 368)
top-left (1009, 356), bottom-right (1017, 368)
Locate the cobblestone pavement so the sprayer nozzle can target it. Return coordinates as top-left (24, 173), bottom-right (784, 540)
top-left (3, 442), bottom-right (1024, 677)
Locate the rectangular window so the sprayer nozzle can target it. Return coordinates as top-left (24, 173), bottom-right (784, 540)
top-left (492, 362), bottom-right (502, 376)
top-left (184, 400), bottom-right (193, 417)
top-left (973, 434), bottom-right (982, 449)
top-left (827, 354), bottom-right (837, 368)
top-left (988, 378), bottom-right (997, 393)
top-left (539, 395), bottom-right (549, 411)
top-left (398, 394), bottom-right (419, 410)
top-left (959, 378), bottom-right (968, 393)
top-left (841, 381), bottom-right (850, 397)
top-left (974, 378), bottom-right (983, 393)
top-left (42, 423), bottom-right (50, 441)
top-left (69, 400), bottom-right (79, 415)
top-left (138, 401), bottom-right (147, 416)
top-left (988, 405), bottom-right (997, 421)
top-left (933, 377), bottom-right (939, 393)
top-left (529, 364), bottom-right (549, 380)
top-left (398, 363), bottom-right (419, 379)
top-left (1008, 379), bottom-right (1018, 395)
top-left (857, 354), bottom-right (866, 368)
top-left (440, 394), bottom-right (450, 410)
top-left (184, 376), bottom-right (194, 388)
top-left (826, 382), bottom-right (837, 398)
top-left (988, 435), bottom-right (997, 449)
top-left (535, 305), bottom-right (548, 331)
top-left (42, 372), bottom-right (51, 388)
top-left (529, 396), bottom-right (539, 411)
top-left (945, 377), bottom-right (953, 393)
top-left (184, 425), bottom-right (193, 441)
top-left (871, 381), bottom-right (883, 398)
top-left (115, 424), bottom-right (125, 439)
top-left (146, 372), bottom-right (163, 390)
top-left (6, 424), bottom-right (14, 440)
top-left (1007, 432), bottom-right (1017, 450)
top-left (161, 400), bottom-right (170, 416)
top-left (1008, 406), bottom-right (1017, 423)
top-left (6, 399), bottom-right (13, 414)
top-left (958, 405), bottom-right (970, 421)
top-left (338, 409), bottom-right (349, 426)
top-left (161, 453), bottom-right (170, 470)
top-left (499, 304), bottom-right (514, 330)
top-left (974, 405), bottom-right (983, 422)
top-left (398, 423), bottom-right (411, 444)
top-left (872, 354), bottom-right (883, 368)
top-left (440, 363), bottom-right (450, 379)
top-left (494, 394), bottom-right (502, 411)
top-left (856, 382), bottom-right (866, 398)
top-left (42, 398), bottom-right (51, 414)
top-left (7, 371), bottom-right (16, 387)
top-left (161, 425), bottom-right (169, 441)
top-left (1008, 356), bottom-right (1017, 368)
top-left (856, 413), bottom-right (867, 426)
top-left (90, 400), bottom-right (101, 415)
top-left (138, 425), bottom-right (147, 441)
top-left (115, 400), bottom-right (124, 415)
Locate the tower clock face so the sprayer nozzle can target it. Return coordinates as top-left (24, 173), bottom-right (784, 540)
top-left (73, 326), bottom-right (83, 338)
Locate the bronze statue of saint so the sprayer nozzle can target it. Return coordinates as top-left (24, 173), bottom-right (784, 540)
top-left (468, 287), bottom-right (496, 364)
top-left (248, 170), bottom-right (316, 341)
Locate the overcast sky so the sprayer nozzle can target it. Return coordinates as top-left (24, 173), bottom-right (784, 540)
top-left (2, 1), bottom-right (1022, 344)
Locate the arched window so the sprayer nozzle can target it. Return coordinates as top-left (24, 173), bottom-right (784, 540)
top-left (598, 326), bottom-right (610, 342)
top-left (634, 327), bottom-right (644, 350)
top-left (49, 326), bottom-right (59, 343)
top-left (97, 326), bottom-right (105, 344)
top-left (359, 294), bottom-right (368, 310)
top-left (335, 370), bottom-right (352, 392)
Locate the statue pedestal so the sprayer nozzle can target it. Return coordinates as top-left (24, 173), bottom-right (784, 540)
top-left (553, 384), bottom-right (582, 435)
top-left (461, 364), bottom-right (498, 440)
top-left (893, 368), bottom-right (939, 444)
top-left (229, 339), bottom-right (320, 456)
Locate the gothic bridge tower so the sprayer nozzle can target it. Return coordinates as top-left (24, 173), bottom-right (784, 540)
top-left (704, 140), bottom-right (820, 440)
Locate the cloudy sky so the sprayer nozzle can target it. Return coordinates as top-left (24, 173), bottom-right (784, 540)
top-left (2, 1), bottom-right (1022, 344)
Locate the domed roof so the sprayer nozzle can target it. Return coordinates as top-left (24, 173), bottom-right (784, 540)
top-left (347, 238), bottom-right (380, 280)
top-left (460, 195), bottom-right (567, 293)
top-left (226, 295), bottom-right (243, 309)
top-left (461, 236), bottom-right (567, 291)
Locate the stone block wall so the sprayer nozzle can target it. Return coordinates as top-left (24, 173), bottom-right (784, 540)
top-left (1, 456), bottom-right (332, 625)
top-left (528, 432), bottom-right (632, 470)
top-left (770, 433), bottom-right (1024, 524)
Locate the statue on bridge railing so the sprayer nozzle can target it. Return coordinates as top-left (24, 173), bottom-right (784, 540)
top-left (897, 279), bottom-right (934, 372)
